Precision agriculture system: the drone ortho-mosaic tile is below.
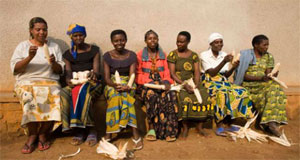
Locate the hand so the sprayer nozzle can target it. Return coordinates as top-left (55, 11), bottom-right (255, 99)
top-left (262, 75), bottom-right (271, 82)
top-left (273, 71), bottom-right (279, 77)
top-left (232, 60), bottom-right (240, 68)
top-left (184, 83), bottom-right (194, 94)
top-left (163, 83), bottom-right (171, 91)
top-left (66, 78), bottom-right (74, 88)
top-left (223, 54), bottom-right (233, 63)
top-left (28, 46), bottom-right (38, 59)
top-left (89, 72), bottom-right (98, 81)
top-left (49, 54), bottom-right (56, 64)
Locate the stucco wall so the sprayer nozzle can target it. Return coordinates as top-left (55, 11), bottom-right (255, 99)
top-left (0, 0), bottom-right (299, 91)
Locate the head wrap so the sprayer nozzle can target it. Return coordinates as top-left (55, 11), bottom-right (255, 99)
top-left (208, 32), bottom-right (223, 44)
top-left (66, 24), bottom-right (86, 59)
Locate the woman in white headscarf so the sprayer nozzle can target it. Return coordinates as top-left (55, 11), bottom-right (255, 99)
top-left (199, 33), bottom-right (254, 136)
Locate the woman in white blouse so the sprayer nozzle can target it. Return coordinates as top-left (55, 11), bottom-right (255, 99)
top-left (10, 17), bottom-right (64, 153)
top-left (200, 33), bottom-right (253, 136)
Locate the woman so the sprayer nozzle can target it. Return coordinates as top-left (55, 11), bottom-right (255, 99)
top-left (200, 32), bottom-right (253, 136)
top-left (234, 34), bottom-right (287, 137)
top-left (168, 31), bottom-right (213, 138)
top-left (103, 29), bottom-right (143, 150)
top-left (60, 24), bottom-right (102, 146)
top-left (136, 30), bottom-right (178, 142)
top-left (10, 17), bottom-right (64, 153)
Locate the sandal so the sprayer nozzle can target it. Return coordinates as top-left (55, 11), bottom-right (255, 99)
top-left (85, 133), bottom-right (98, 147)
top-left (166, 136), bottom-right (176, 142)
top-left (215, 127), bottom-right (227, 137)
top-left (145, 129), bottom-right (157, 141)
top-left (21, 143), bottom-right (35, 154)
top-left (71, 135), bottom-right (84, 146)
top-left (38, 141), bottom-right (50, 151)
top-left (132, 137), bottom-right (143, 150)
top-left (226, 126), bottom-right (240, 132)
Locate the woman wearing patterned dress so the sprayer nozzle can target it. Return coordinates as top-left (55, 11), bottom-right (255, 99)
top-left (200, 33), bottom-right (253, 136)
top-left (60, 24), bottom-right (102, 146)
top-left (136, 30), bottom-right (178, 142)
top-left (168, 31), bottom-right (213, 138)
top-left (103, 29), bottom-right (143, 150)
top-left (10, 17), bottom-right (64, 153)
top-left (234, 34), bottom-right (287, 137)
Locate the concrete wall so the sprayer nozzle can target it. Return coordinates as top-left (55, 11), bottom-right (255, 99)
top-left (0, 0), bottom-right (299, 91)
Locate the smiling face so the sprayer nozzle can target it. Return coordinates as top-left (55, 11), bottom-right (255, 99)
top-left (30, 22), bottom-right (47, 42)
top-left (145, 33), bottom-right (159, 50)
top-left (111, 34), bottom-right (127, 52)
top-left (71, 32), bottom-right (85, 45)
top-left (210, 39), bottom-right (223, 53)
top-left (176, 35), bottom-right (189, 52)
top-left (254, 39), bottom-right (269, 54)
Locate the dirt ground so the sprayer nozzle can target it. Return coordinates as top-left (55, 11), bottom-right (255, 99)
top-left (0, 116), bottom-right (299, 160)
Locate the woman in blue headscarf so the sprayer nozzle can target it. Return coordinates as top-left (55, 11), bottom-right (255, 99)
top-left (60, 24), bottom-right (102, 146)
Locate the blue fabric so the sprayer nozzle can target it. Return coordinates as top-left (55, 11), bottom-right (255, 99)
top-left (66, 24), bottom-right (87, 59)
top-left (233, 49), bottom-right (257, 85)
top-left (141, 46), bottom-right (165, 61)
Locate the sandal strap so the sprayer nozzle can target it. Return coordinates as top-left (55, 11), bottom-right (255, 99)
top-left (146, 129), bottom-right (156, 136)
top-left (132, 137), bottom-right (142, 144)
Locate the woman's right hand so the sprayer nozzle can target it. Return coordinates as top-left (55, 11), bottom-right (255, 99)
top-left (184, 83), bottom-right (194, 94)
top-left (66, 78), bottom-right (74, 88)
top-left (28, 46), bottom-right (38, 59)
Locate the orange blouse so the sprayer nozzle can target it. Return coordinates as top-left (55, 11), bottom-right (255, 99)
top-left (136, 48), bottom-right (173, 85)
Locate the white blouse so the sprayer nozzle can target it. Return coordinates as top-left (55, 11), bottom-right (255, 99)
top-left (10, 40), bottom-right (65, 84)
top-left (199, 49), bottom-right (229, 73)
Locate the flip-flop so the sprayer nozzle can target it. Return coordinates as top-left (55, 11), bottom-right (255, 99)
top-left (85, 133), bottom-right (98, 147)
top-left (145, 129), bottom-right (157, 141)
top-left (215, 127), bottom-right (227, 137)
top-left (132, 137), bottom-right (143, 150)
top-left (38, 141), bottom-right (50, 151)
top-left (166, 136), bottom-right (176, 142)
top-left (21, 143), bottom-right (35, 154)
top-left (226, 126), bottom-right (240, 132)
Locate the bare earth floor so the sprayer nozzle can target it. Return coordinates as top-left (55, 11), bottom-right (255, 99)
top-left (1, 117), bottom-right (299, 160)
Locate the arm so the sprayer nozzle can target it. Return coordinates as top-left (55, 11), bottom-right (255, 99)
top-left (193, 61), bottom-right (200, 87)
top-left (206, 54), bottom-right (233, 77)
top-left (64, 59), bottom-right (74, 87)
top-left (224, 60), bottom-right (239, 78)
top-left (168, 62), bottom-right (183, 84)
top-left (135, 52), bottom-right (144, 85)
top-left (91, 52), bottom-right (100, 81)
top-left (14, 46), bottom-right (38, 73)
top-left (50, 54), bottom-right (63, 74)
top-left (103, 60), bottom-right (116, 88)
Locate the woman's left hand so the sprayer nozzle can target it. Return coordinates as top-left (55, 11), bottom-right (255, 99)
top-left (163, 83), bottom-right (171, 91)
top-left (232, 60), bottom-right (240, 68)
top-left (89, 72), bottom-right (98, 81)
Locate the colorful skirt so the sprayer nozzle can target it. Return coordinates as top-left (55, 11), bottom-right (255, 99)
top-left (60, 81), bottom-right (102, 132)
top-left (142, 87), bottom-right (178, 139)
top-left (14, 80), bottom-right (61, 131)
top-left (104, 75), bottom-right (137, 133)
top-left (242, 80), bottom-right (287, 125)
top-left (178, 82), bottom-right (214, 121)
top-left (202, 73), bottom-right (254, 123)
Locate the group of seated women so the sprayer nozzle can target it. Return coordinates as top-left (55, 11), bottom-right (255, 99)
top-left (10, 17), bottom-right (288, 154)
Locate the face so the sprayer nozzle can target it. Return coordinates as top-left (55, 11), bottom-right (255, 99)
top-left (210, 39), bottom-right (223, 52)
top-left (255, 39), bottom-right (269, 54)
top-left (71, 32), bottom-right (85, 45)
top-left (111, 34), bottom-right (127, 52)
top-left (145, 33), bottom-right (159, 50)
top-left (176, 35), bottom-right (189, 52)
top-left (30, 23), bottom-right (47, 42)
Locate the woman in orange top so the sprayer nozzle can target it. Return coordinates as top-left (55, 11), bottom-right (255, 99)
top-left (136, 30), bottom-right (178, 142)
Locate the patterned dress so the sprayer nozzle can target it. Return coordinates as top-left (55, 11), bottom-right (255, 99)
top-left (167, 51), bottom-right (213, 121)
top-left (242, 53), bottom-right (287, 125)
top-left (137, 48), bottom-right (178, 139)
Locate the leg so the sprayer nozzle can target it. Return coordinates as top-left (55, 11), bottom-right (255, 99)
top-left (132, 127), bottom-right (143, 150)
top-left (197, 122), bottom-right (209, 137)
top-left (22, 122), bottom-right (38, 154)
top-left (71, 128), bottom-right (85, 145)
top-left (181, 120), bottom-right (189, 139)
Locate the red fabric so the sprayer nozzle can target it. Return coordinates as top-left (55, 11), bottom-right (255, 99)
top-left (71, 84), bottom-right (82, 113)
top-left (136, 50), bottom-right (173, 85)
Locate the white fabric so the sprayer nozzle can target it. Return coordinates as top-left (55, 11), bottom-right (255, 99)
top-left (208, 32), bottom-right (223, 44)
top-left (199, 49), bottom-right (229, 73)
top-left (10, 40), bottom-right (65, 84)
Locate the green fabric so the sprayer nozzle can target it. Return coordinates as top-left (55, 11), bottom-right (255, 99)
top-left (242, 53), bottom-right (287, 124)
top-left (167, 51), bottom-right (213, 121)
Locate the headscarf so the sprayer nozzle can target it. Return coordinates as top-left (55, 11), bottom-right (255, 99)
top-left (208, 32), bottom-right (223, 44)
top-left (66, 23), bottom-right (86, 59)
